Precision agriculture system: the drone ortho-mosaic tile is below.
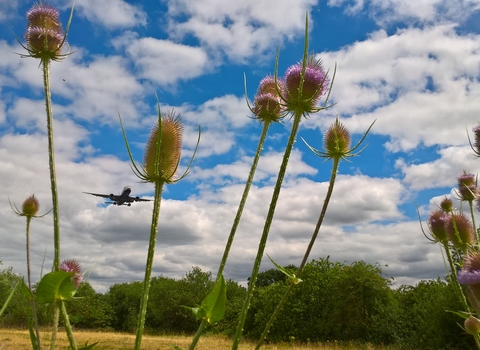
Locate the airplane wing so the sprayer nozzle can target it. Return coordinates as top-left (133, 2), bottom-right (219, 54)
top-left (135, 198), bottom-right (152, 202)
top-left (83, 192), bottom-right (114, 199)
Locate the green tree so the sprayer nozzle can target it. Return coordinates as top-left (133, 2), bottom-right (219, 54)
top-left (393, 278), bottom-right (474, 349)
top-left (65, 282), bottom-right (114, 329)
top-left (107, 281), bottom-right (142, 331)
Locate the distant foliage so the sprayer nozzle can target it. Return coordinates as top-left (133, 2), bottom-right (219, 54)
top-left (0, 262), bottom-right (473, 349)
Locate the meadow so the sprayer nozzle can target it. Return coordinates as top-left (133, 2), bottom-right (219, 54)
top-left (0, 329), bottom-right (400, 350)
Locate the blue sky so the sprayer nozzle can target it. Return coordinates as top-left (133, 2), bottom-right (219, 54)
top-left (2, 0), bottom-right (480, 293)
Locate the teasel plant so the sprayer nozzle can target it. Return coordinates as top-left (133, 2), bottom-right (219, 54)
top-left (187, 75), bottom-right (286, 350)
top-left (119, 101), bottom-right (200, 350)
top-left (10, 195), bottom-right (51, 349)
top-left (254, 117), bottom-right (375, 349)
top-left (419, 141), bottom-right (480, 348)
top-left (17, 3), bottom-right (75, 349)
top-left (231, 14), bottom-right (336, 349)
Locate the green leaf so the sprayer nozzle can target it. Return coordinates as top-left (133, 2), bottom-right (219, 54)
top-left (78, 341), bottom-right (99, 350)
top-left (36, 271), bottom-right (77, 303)
top-left (181, 275), bottom-right (226, 325)
top-left (196, 275), bottom-right (226, 325)
top-left (447, 309), bottom-right (471, 320)
top-left (267, 254), bottom-right (302, 285)
top-left (0, 281), bottom-right (18, 317)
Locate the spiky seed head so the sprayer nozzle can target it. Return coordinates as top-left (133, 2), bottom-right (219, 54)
top-left (465, 316), bottom-right (480, 335)
top-left (427, 210), bottom-right (449, 242)
top-left (59, 258), bottom-right (82, 288)
top-left (445, 213), bottom-right (474, 250)
top-left (24, 3), bottom-right (65, 60)
top-left (283, 55), bottom-right (329, 113)
top-left (253, 76), bottom-right (285, 123)
top-left (457, 172), bottom-right (477, 202)
top-left (323, 119), bottom-right (351, 159)
top-left (22, 195), bottom-right (39, 217)
top-left (440, 197), bottom-right (453, 212)
top-left (144, 111), bottom-right (183, 183)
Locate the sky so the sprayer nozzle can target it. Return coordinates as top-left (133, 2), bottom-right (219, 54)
top-left (1, 0), bottom-right (480, 294)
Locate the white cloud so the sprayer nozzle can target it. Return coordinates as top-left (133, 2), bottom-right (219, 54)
top-left (310, 25), bottom-right (480, 152)
top-left (327, 0), bottom-right (480, 25)
top-left (118, 34), bottom-right (210, 86)
top-left (166, 0), bottom-right (318, 62)
top-left (55, 0), bottom-right (147, 29)
top-left (396, 145), bottom-right (480, 190)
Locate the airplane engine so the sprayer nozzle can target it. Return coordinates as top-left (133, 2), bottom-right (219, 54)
top-left (109, 194), bottom-right (115, 200)
top-left (135, 196), bottom-right (140, 202)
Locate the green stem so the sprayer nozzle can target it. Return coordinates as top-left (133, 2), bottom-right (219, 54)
top-left (42, 57), bottom-right (62, 350)
top-left (60, 300), bottom-right (77, 350)
top-left (468, 200), bottom-right (478, 241)
top-left (442, 241), bottom-right (470, 311)
top-left (26, 217), bottom-right (41, 350)
top-left (232, 111), bottom-right (303, 350)
top-left (189, 122), bottom-right (271, 350)
top-left (134, 180), bottom-right (164, 350)
top-left (42, 59), bottom-right (61, 271)
top-left (255, 156), bottom-right (340, 349)
top-left (49, 306), bottom-right (59, 350)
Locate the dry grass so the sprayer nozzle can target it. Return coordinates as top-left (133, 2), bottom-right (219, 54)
top-left (0, 329), bottom-right (396, 350)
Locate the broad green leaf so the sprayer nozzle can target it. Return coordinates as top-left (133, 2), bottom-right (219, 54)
top-left (0, 281), bottom-right (18, 317)
top-left (267, 254), bottom-right (302, 284)
top-left (36, 271), bottom-right (77, 303)
top-left (196, 274), bottom-right (226, 325)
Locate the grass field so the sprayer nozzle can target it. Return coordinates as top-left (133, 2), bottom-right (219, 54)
top-left (0, 329), bottom-right (400, 350)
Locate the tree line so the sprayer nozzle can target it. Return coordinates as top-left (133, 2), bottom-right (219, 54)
top-left (0, 258), bottom-right (473, 349)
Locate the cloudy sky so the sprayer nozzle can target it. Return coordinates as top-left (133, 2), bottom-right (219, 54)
top-left (2, 0), bottom-right (480, 293)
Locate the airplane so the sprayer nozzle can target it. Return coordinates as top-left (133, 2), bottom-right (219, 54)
top-left (83, 186), bottom-right (152, 206)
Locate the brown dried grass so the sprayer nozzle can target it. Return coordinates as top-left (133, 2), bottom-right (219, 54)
top-left (0, 329), bottom-right (396, 350)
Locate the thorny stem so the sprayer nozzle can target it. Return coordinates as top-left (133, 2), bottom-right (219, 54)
top-left (468, 200), bottom-right (478, 241)
top-left (49, 307), bottom-right (59, 350)
top-left (255, 156), bottom-right (340, 349)
top-left (189, 121), bottom-right (271, 350)
top-left (60, 301), bottom-right (77, 350)
top-left (42, 59), bottom-right (61, 271)
top-left (135, 180), bottom-right (164, 350)
top-left (42, 57), bottom-right (63, 350)
top-left (26, 217), bottom-right (41, 350)
top-left (232, 111), bottom-right (303, 350)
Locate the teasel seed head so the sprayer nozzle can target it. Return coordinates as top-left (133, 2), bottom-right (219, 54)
top-left (457, 171), bottom-right (477, 202)
top-left (427, 210), bottom-right (449, 243)
top-left (60, 258), bottom-right (83, 288)
top-left (282, 55), bottom-right (330, 114)
top-left (22, 195), bottom-right (40, 217)
top-left (465, 316), bottom-right (480, 335)
top-left (144, 111), bottom-right (184, 184)
top-left (445, 213), bottom-right (474, 250)
top-left (23, 2), bottom-right (66, 62)
top-left (253, 76), bottom-right (285, 123)
top-left (440, 197), bottom-right (453, 212)
top-left (323, 118), bottom-right (351, 160)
